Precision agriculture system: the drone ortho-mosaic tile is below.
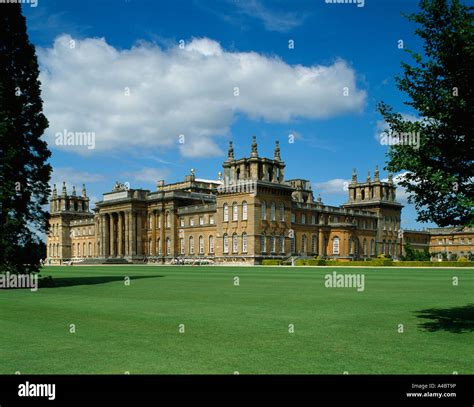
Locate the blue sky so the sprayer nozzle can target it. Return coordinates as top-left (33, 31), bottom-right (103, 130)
top-left (23, 0), bottom-right (439, 229)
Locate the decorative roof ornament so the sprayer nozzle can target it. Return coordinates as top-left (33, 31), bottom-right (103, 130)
top-left (366, 171), bottom-right (371, 182)
top-left (374, 165), bottom-right (380, 181)
top-left (352, 169), bottom-right (357, 183)
top-left (82, 184), bottom-right (87, 197)
top-left (72, 185), bottom-right (77, 196)
top-left (61, 181), bottom-right (67, 196)
top-left (227, 141), bottom-right (234, 160)
top-left (274, 140), bottom-right (281, 161)
top-left (250, 136), bottom-right (258, 158)
top-left (52, 184), bottom-right (57, 197)
top-left (388, 173), bottom-right (393, 183)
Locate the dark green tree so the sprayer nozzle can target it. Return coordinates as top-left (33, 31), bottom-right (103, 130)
top-left (0, 4), bottom-right (51, 274)
top-left (378, 0), bottom-right (473, 227)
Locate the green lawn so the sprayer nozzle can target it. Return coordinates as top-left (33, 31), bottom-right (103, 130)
top-left (1, 266), bottom-right (473, 374)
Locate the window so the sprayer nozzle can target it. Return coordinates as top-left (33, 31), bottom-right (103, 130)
top-left (180, 218), bottom-right (185, 227)
top-left (199, 216), bottom-right (204, 226)
top-left (301, 214), bottom-right (306, 224)
top-left (312, 235), bottom-right (317, 254)
top-left (370, 239), bottom-right (375, 256)
top-left (311, 215), bottom-right (316, 225)
top-left (232, 233), bottom-right (238, 253)
top-left (223, 234), bottom-right (229, 253)
top-left (438, 239), bottom-right (442, 245)
top-left (363, 239), bottom-right (367, 256)
top-left (261, 233), bottom-right (266, 253)
top-left (157, 238), bottom-right (161, 255)
top-left (242, 201), bottom-right (248, 221)
top-left (261, 202), bottom-right (267, 220)
top-left (242, 233), bottom-right (248, 253)
top-left (279, 234), bottom-right (285, 254)
top-left (290, 235), bottom-right (296, 254)
top-left (280, 203), bottom-right (285, 221)
top-left (149, 239), bottom-right (153, 255)
top-left (233, 202), bottom-right (238, 221)
top-left (209, 216), bottom-right (214, 225)
top-left (349, 238), bottom-right (353, 255)
top-left (209, 236), bottom-right (214, 254)
top-left (270, 202), bottom-right (276, 221)
top-left (165, 212), bottom-right (170, 228)
top-left (223, 203), bottom-right (229, 222)
top-left (388, 240), bottom-right (392, 255)
top-left (190, 217), bottom-right (195, 226)
top-left (333, 216), bottom-right (338, 224)
top-left (291, 213), bottom-right (296, 223)
top-left (199, 236), bottom-right (204, 254)
top-left (270, 234), bottom-right (276, 253)
top-left (333, 237), bottom-right (340, 255)
top-left (301, 235), bottom-right (307, 254)
top-left (149, 214), bottom-right (153, 229)
top-left (189, 236), bottom-right (194, 255)
top-left (166, 238), bottom-right (171, 255)
top-left (180, 238), bottom-right (184, 254)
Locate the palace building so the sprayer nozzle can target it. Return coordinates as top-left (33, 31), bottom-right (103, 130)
top-left (46, 137), bottom-right (474, 264)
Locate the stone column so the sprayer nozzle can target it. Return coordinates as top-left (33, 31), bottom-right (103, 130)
top-left (109, 213), bottom-right (115, 257)
top-left (118, 212), bottom-right (123, 257)
top-left (318, 229), bottom-right (324, 257)
top-left (137, 212), bottom-right (142, 256)
top-left (160, 211), bottom-right (165, 256)
top-left (124, 211), bottom-right (129, 257)
top-left (152, 210), bottom-right (157, 255)
top-left (130, 211), bottom-right (136, 257)
top-left (104, 214), bottom-right (110, 258)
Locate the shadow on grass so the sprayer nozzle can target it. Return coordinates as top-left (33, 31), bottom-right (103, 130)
top-left (39, 275), bottom-right (163, 289)
top-left (415, 304), bottom-right (474, 333)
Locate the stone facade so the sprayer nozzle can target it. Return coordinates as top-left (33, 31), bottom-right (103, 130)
top-left (46, 138), bottom-right (474, 264)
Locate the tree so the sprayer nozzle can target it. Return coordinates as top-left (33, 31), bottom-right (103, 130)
top-left (0, 4), bottom-right (51, 274)
top-left (378, 0), bottom-right (473, 227)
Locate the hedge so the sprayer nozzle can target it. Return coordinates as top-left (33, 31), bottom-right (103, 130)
top-left (261, 259), bottom-right (282, 266)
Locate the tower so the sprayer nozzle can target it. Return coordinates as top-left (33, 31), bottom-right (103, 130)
top-left (47, 183), bottom-right (92, 263)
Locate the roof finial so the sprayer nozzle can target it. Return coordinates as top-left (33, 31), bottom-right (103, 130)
top-left (352, 168), bottom-right (357, 183)
top-left (250, 136), bottom-right (258, 158)
top-left (274, 140), bottom-right (281, 160)
top-left (374, 165), bottom-right (380, 181)
top-left (388, 172), bottom-right (393, 183)
top-left (72, 185), bottom-right (77, 196)
top-left (82, 184), bottom-right (87, 197)
top-left (366, 171), bottom-right (371, 182)
top-left (62, 181), bottom-right (67, 196)
top-left (52, 184), bottom-right (57, 197)
top-left (227, 141), bottom-right (234, 160)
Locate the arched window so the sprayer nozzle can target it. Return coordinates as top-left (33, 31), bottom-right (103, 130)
top-left (242, 233), bottom-right (248, 253)
top-left (166, 237), bottom-right (171, 255)
top-left (270, 233), bottom-right (276, 253)
top-left (279, 203), bottom-right (285, 221)
top-left (165, 212), bottom-right (170, 228)
top-left (349, 237), bottom-right (353, 255)
top-left (270, 202), bottom-right (276, 221)
top-left (149, 238), bottom-right (153, 255)
top-left (242, 201), bottom-right (248, 221)
top-left (290, 235), bottom-right (296, 254)
top-left (223, 234), bottom-right (229, 254)
top-left (199, 236), bottom-right (204, 254)
top-left (261, 201), bottom-right (267, 220)
top-left (279, 234), bottom-right (285, 254)
top-left (232, 233), bottom-right (238, 253)
top-left (363, 239), bottom-right (367, 256)
top-left (223, 203), bottom-right (229, 222)
top-left (261, 233), bottom-right (266, 253)
top-left (148, 214), bottom-right (152, 229)
top-left (333, 237), bottom-right (340, 255)
top-left (312, 235), bottom-right (317, 255)
top-left (189, 236), bottom-right (194, 255)
top-left (180, 238), bottom-right (184, 254)
top-left (388, 240), bottom-right (392, 255)
top-left (232, 202), bottom-right (238, 221)
top-left (209, 235), bottom-right (214, 254)
top-left (157, 238), bottom-right (161, 255)
top-left (370, 239), bottom-right (375, 256)
top-left (301, 235), bottom-right (307, 254)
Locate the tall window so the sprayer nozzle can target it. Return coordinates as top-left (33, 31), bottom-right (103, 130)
top-left (270, 202), bottom-right (276, 221)
top-left (223, 234), bottom-right (229, 253)
top-left (301, 235), bottom-right (307, 254)
top-left (349, 237), bottom-right (353, 255)
top-left (166, 238), bottom-right (171, 255)
top-left (189, 236), bottom-right (194, 255)
top-left (333, 237), bottom-right (340, 255)
top-left (291, 213), bottom-right (295, 223)
top-left (312, 235), bottom-right (317, 255)
top-left (232, 233), bottom-right (238, 253)
top-left (261, 201), bottom-right (267, 220)
top-left (242, 201), bottom-right (248, 221)
top-left (290, 235), bottom-right (296, 254)
top-left (261, 233), bottom-right (266, 253)
top-left (363, 239), bottom-right (367, 256)
top-left (242, 233), bottom-right (248, 253)
top-left (270, 234), bottom-right (276, 253)
top-left (165, 212), bottom-right (170, 228)
top-left (209, 215), bottom-right (215, 225)
top-left (199, 216), bottom-right (204, 226)
top-left (370, 239), bottom-right (375, 256)
top-left (223, 203), bottom-right (229, 222)
top-left (233, 202), bottom-right (238, 221)
top-left (149, 239), bottom-right (153, 255)
top-left (180, 238), bottom-right (184, 254)
top-left (279, 203), bottom-right (285, 221)
top-left (388, 240), bottom-right (392, 255)
top-left (301, 214), bottom-right (306, 224)
top-left (157, 238), bottom-right (161, 255)
top-left (279, 234), bottom-right (285, 254)
top-left (189, 217), bottom-right (195, 226)
top-left (209, 236), bottom-right (214, 254)
top-left (199, 236), bottom-right (204, 254)
top-left (180, 218), bottom-right (185, 227)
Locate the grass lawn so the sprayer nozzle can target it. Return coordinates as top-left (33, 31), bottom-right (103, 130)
top-left (1, 265), bottom-right (473, 374)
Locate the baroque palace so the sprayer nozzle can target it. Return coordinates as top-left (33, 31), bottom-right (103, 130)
top-left (46, 137), bottom-right (474, 264)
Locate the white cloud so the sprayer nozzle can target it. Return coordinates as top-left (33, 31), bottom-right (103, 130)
top-left (314, 178), bottom-right (350, 195)
top-left (122, 168), bottom-right (171, 186)
top-left (232, 0), bottom-right (307, 32)
top-left (38, 35), bottom-right (367, 157)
